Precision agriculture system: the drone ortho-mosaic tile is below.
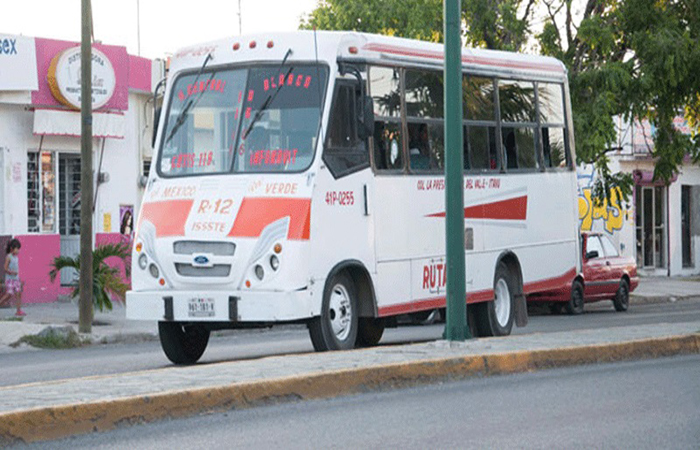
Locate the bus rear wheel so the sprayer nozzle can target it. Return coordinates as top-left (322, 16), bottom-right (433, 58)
top-left (158, 321), bottom-right (210, 365)
top-left (309, 272), bottom-right (359, 351)
top-left (475, 262), bottom-right (515, 337)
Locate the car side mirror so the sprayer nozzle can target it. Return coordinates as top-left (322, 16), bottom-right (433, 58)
top-left (586, 250), bottom-right (599, 260)
top-left (358, 96), bottom-right (374, 140)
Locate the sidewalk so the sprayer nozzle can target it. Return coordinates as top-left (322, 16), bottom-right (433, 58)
top-left (0, 301), bottom-right (157, 350)
top-left (0, 276), bottom-right (697, 350)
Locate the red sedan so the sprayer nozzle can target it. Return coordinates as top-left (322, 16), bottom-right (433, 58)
top-left (530, 232), bottom-right (639, 314)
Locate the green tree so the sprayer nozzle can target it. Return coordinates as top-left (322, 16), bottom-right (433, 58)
top-left (301, 0), bottom-right (443, 42)
top-left (301, 0), bottom-right (700, 203)
top-left (49, 243), bottom-right (131, 313)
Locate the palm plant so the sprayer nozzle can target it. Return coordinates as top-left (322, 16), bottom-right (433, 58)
top-left (49, 243), bottom-right (131, 312)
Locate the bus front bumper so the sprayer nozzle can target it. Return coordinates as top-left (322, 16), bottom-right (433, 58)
top-left (126, 288), bottom-right (319, 323)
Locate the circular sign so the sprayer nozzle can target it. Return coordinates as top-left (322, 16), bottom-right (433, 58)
top-left (47, 46), bottom-right (116, 110)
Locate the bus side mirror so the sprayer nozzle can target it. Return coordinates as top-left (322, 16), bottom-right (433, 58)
top-left (152, 106), bottom-right (162, 148)
top-left (586, 250), bottom-right (599, 260)
top-left (359, 96), bottom-right (374, 140)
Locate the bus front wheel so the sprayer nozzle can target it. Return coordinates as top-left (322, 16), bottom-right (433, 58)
top-left (309, 272), bottom-right (359, 351)
top-left (475, 262), bottom-right (515, 337)
top-left (158, 321), bottom-right (210, 365)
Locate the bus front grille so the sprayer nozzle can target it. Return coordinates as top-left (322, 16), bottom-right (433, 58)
top-left (175, 263), bottom-right (232, 277)
top-left (173, 241), bottom-right (236, 256)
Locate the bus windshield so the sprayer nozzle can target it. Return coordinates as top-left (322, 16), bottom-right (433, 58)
top-left (159, 64), bottom-right (328, 177)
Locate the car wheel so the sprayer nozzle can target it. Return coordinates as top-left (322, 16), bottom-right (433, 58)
top-left (309, 272), bottom-right (358, 351)
top-left (356, 317), bottom-right (385, 347)
top-left (475, 262), bottom-right (515, 337)
top-left (613, 278), bottom-right (630, 312)
top-left (158, 322), bottom-right (210, 365)
top-left (566, 280), bottom-right (585, 315)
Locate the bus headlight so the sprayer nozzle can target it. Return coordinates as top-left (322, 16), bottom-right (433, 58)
top-left (138, 254), bottom-right (148, 270)
top-left (254, 264), bottom-right (264, 280)
top-left (149, 263), bottom-right (160, 279)
top-left (270, 255), bottom-right (279, 271)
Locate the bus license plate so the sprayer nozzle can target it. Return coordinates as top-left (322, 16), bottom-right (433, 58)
top-left (188, 297), bottom-right (215, 317)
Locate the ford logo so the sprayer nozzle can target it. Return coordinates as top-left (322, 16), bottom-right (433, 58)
top-left (193, 255), bottom-right (210, 265)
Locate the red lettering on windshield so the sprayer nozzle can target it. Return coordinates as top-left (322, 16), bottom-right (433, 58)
top-left (178, 79), bottom-right (227, 101)
top-left (170, 151), bottom-right (215, 169)
top-left (248, 149), bottom-right (298, 167)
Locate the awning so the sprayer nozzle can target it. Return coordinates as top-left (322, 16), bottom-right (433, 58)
top-left (33, 109), bottom-right (125, 139)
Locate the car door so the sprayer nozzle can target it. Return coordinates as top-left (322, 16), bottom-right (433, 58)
top-left (582, 235), bottom-right (610, 298)
top-left (600, 235), bottom-right (624, 294)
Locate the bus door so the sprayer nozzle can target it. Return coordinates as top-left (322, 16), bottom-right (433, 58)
top-left (314, 76), bottom-right (375, 281)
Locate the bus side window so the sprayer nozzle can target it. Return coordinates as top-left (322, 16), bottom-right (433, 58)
top-left (537, 83), bottom-right (568, 168)
top-left (468, 125), bottom-right (499, 170)
top-left (463, 75), bottom-right (499, 172)
top-left (369, 66), bottom-right (403, 171)
top-left (374, 121), bottom-right (403, 170)
top-left (499, 79), bottom-right (538, 170)
top-left (324, 83), bottom-right (369, 178)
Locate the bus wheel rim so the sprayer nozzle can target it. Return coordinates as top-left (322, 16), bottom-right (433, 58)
top-left (494, 278), bottom-right (511, 327)
top-left (329, 283), bottom-right (352, 341)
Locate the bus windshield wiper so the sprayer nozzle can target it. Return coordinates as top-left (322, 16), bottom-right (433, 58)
top-left (242, 49), bottom-right (293, 140)
top-left (165, 53), bottom-right (213, 144)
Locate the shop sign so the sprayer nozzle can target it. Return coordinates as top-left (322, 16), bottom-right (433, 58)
top-left (47, 46), bottom-right (116, 110)
top-left (0, 34), bottom-right (39, 91)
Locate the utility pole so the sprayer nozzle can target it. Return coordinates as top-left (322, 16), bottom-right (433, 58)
top-left (79, 0), bottom-right (94, 334)
top-left (443, 0), bottom-right (469, 341)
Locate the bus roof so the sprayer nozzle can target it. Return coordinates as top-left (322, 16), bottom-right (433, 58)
top-left (170, 31), bottom-right (567, 82)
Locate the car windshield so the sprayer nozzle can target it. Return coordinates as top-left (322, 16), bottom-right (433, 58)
top-left (159, 64), bottom-right (328, 177)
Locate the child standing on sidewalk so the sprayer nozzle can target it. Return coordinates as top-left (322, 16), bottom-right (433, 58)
top-left (0, 239), bottom-right (25, 316)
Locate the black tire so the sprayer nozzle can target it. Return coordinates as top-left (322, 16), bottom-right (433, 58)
top-left (613, 278), bottom-right (630, 312)
top-left (475, 262), bottom-right (515, 337)
top-left (566, 280), bottom-right (585, 315)
top-left (158, 321), bottom-right (210, 365)
top-left (356, 317), bottom-right (385, 347)
top-left (308, 272), bottom-right (358, 351)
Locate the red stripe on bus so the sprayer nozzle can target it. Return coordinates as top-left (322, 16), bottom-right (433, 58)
top-left (228, 197), bottom-right (311, 240)
top-left (377, 289), bottom-right (493, 317)
top-left (140, 199), bottom-right (194, 237)
top-left (427, 195), bottom-right (528, 221)
top-left (362, 43), bottom-right (565, 73)
top-left (376, 266), bottom-right (577, 317)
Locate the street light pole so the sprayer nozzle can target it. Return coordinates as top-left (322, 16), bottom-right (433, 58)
top-left (443, 0), bottom-right (470, 341)
top-left (79, 0), bottom-right (94, 334)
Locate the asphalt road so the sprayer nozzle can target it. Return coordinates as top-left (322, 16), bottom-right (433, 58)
top-left (1, 298), bottom-right (699, 387)
top-left (25, 354), bottom-right (700, 449)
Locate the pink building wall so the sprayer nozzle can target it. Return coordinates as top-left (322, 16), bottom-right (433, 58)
top-left (14, 234), bottom-right (64, 303)
top-left (10, 234), bottom-right (132, 304)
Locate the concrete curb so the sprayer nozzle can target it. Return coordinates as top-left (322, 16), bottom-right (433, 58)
top-left (629, 294), bottom-right (700, 305)
top-left (1, 333), bottom-right (698, 445)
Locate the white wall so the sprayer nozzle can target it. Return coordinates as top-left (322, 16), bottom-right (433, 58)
top-left (0, 92), bottom-right (151, 237)
top-left (0, 104), bottom-right (36, 234)
top-left (94, 92), bottom-right (149, 234)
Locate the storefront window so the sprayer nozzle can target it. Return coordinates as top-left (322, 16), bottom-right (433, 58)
top-left (27, 152), bottom-right (57, 233)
